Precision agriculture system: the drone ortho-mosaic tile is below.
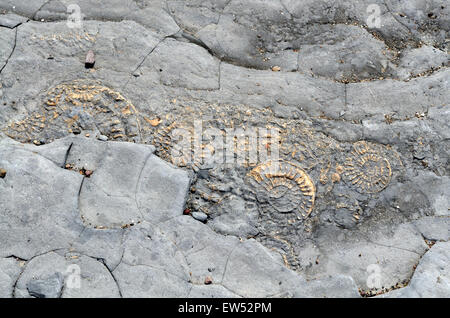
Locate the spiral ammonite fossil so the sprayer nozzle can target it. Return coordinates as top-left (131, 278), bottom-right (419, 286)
top-left (153, 121), bottom-right (201, 167)
top-left (248, 160), bottom-right (316, 218)
top-left (343, 141), bottom-right (392, 194)
top-left (5, 80), bottom-right (141, 143)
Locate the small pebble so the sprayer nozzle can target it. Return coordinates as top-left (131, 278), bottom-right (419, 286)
top-left (98, 135), bottom-right (108, 141)
top-left (204, 276), bottom-right (213, 285)
top-left (0, 168), bottom-right (6, 178)
top-left (85, 50), bottom-right (95, 69)
top-left (192, 212), bottom-right (208, 223)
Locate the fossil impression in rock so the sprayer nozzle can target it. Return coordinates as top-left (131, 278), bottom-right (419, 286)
top-left (343, 141), bottom-right (392, 194)
top-left (248, 160), bottom-right (316, 218)
top-left (5, 80), bottom-right (141, 143)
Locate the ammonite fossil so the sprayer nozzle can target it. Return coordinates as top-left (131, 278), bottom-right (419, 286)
top-left (343, 141), bottom-right (392, 194)
top-left (247, 160), bottom-right (316, 219)
top-left (258, 235), bottom-right (300, 270)
top-left (5, 80), bottom-right (141, 143)
top-left (154, 121), bottom-right (195, 167)
top-left (154, 120), bottom-right (275, 169)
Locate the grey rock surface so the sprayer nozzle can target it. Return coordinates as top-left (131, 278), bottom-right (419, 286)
top-left (14, 251), bottom-right (121, 298)
top-left (414, 217), bottom-right (450, 242)
top-left (191, 211), bottom-right (208, 222)
top-left (0, 13), bottom-right (27, 28)
top-left (188, 284), bottom-right (241, 298)
top-left (0, 27), bottom-right (15, 72)
top-left (27, 272), bottom-right (64, 298)
top-left (0, 257), bottom-right (22, 298)
top-left (293, 275), bottom-right (361, 298)
top-left (396, 46), bottom-right (449, 80)
top-left (0, 139), bottom-right (84, 260)
top-left (378, 242), bottom-right (450, 297)
top-left (0, 0), bottom-right (448, 298)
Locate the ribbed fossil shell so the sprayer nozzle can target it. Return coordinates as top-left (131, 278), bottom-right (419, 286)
top-left (6, 80), bottom-right (141, 143)
top-left (248, 160), bottom-right (316, 218)
top-left (343, 141), bottom-right (392, 194)
top-left (154, 122), bottom-right (197, 167)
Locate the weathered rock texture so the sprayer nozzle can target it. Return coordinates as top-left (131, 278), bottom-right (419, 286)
top-left (0, 0), bottom-right (448, 298)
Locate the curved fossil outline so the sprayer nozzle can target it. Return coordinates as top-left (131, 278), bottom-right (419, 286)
top-left (153, 120), bottom-right (206, 168)
top-left (259, 235), bottom-right (300, 270)
top-left (153, 121), bottom-right (182, 165)
top-left (6, 79), bottom-right (142, 143)
top-left (343, 141), bottom-right (392, 194)
top-left (248, 160), bottom-right (316, 219)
